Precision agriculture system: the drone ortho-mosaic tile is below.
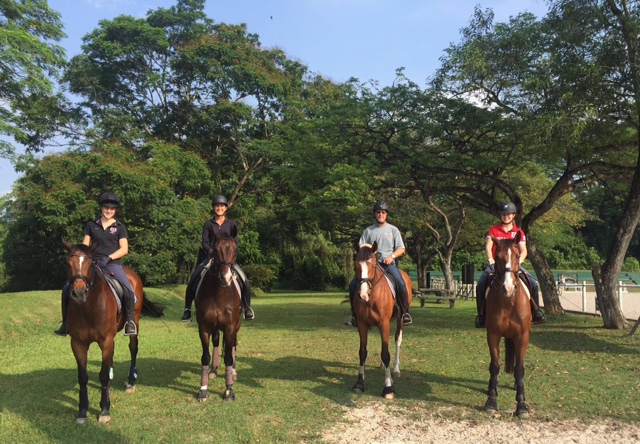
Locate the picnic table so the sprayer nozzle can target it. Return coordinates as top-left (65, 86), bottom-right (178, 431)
top-left (414, 288), bottom-right (457, 308)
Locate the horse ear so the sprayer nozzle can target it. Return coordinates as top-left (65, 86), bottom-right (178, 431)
top-left (514, 232), bottom-right (522, 244)
top-left (371, 241), bottom-right (378, 253)
top-left (62, 238), bottom-right (72, 252)
top-left (89, 242), bottom-right (99, 253)
top-left (354, 241), bottom-right (360, 252)
top-left (230, 225), bottom-right (238, 239)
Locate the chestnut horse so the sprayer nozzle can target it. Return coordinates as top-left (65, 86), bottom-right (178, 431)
top-left (62, 239), bottom-right (164, 424)
top-left (195, 226), bottom-right (241, 402)
top-left (484, 234), bottom-right (531, 418)
top-left (352, 242), bottom-right (413, 399)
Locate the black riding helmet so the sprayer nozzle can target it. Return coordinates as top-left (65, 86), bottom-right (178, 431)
top-left (498, 201), bottom-right (517, 215)
top-left (98, 192), bottom-right (120, 209)
top-left (212, 195), bottom-right (229, 207)
top-left (373, 200), bottom-right (390, 213)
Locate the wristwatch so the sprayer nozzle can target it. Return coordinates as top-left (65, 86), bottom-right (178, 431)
top-left (391, 254), bottom-right (396, 259)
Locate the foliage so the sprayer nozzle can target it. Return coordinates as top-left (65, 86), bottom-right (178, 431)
top-left (1, 141), bottom-right (212, 290)
top-left (0, 0), bottom-right (67, 156)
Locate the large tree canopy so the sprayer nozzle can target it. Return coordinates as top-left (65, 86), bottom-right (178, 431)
top-left (0, 0), bottom-right (67, 156)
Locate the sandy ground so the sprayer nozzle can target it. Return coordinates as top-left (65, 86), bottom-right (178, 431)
top-left (554, 288), bottom-right (640, 321)
top-left (320, 403), bottom-right (640, 444)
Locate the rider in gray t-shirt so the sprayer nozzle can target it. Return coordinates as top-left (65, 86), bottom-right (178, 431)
top-left (348, 200), bottom-right (412, 327)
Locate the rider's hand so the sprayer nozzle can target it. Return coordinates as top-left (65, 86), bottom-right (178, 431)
top-left (98, 256), bottom-right (111, 268)
top-left (488, 259), bottom-right (495, 272)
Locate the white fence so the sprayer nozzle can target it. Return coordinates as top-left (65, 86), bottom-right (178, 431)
top-left (557, 281), bottom-right (639, 320)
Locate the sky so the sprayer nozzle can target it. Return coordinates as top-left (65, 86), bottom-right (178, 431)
top-left (0, 0), bottom-right (549, 196)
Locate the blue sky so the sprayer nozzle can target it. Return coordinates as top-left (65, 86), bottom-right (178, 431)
top-left (0, 0), bottom-right (548, 195)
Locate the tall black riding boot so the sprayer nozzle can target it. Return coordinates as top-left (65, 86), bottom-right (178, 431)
top-left (347, 287), bottom-right (357, 328)
top-left (124, 290), bottom-right (137, 336)
top-left (475, 285), bottom-right (486, 328)
top-left (53, 286), bottom-right (70, 336)
top-left (398, 290), bottom-right (412, 326)
top-left (529, 281), bottom-right (547, 324)
top-left (233, 264), bottom-right (254, 320)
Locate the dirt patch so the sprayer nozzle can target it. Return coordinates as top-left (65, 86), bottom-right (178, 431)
top-left (321, 403), bottom-right (640, 444)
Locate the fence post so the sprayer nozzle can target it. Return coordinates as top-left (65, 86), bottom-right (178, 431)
top-left (581, 281), bottom-right (587, 313)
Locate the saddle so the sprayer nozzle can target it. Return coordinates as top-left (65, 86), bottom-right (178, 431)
top-left (95, 266), bottom-right (125, 312)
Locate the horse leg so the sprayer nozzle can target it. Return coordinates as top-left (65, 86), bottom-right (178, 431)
top-left (210, 330), bottom-right (220, 380)
top-left (379, 322), bottom-right (395, 399)
top-left (198, 329), bottom-right (211, 402)
top-left (97, 338), bottom-right (115, 424)
top-left (71, 339), bottom-right (90, 424)
top-left (392, 319), bottom-right (404, 377)
top-left (514, 338), bottom-right (530, 418)
top-left (222, 329), bottom-right (237, 401)
top-left (485, 334), bottom-right (501, 414)
top-left (352, 325), bottom-right (368, 393)
top-left (125, 334), bottom-right (139, 393)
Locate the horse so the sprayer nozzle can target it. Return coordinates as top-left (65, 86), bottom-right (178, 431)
top-left (62, 239), bottom-right (165, 424)
top-left (195, 226), bottom-right (241, 402)
top-left (351, 242), bottom-right (413, 399)
top-left (483, 234), bottom-right (532, 418)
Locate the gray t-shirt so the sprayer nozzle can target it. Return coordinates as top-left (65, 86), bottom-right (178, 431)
top-left (359, 223), bottom-right (405, 261)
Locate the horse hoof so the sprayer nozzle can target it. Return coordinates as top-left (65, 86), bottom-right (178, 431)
top-left (223, 389), bottom-right (236, 401)
top-left (485, 407), bottom-right (498, 416)
top-left (98, 414), bottom-right (111, 424)
top-left (382, 386), bottom-right (395, 399)
top-left (125, 384), bottom-right (136, 394)
top-left (208, 372), bottom-right (217, 380)
top-left (352, 382), bottom-right (365, 393)
top-left (76, 417), bottom-right (87, 425)
top-left (197, 389), bottom-right (209, 402)
top-left (517, 411), bottom-right (530, 419)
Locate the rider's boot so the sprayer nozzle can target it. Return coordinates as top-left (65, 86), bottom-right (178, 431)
top-left (398, 290), bottom-right (412, 326)
top-left (242, 284), bottom-right (254, 321)
top-left (346, 290), bottom-right (357, 328)
top-left (475, 285), bottom-right (486, 328)
top-left (124, 290), bottom-right (137, 336)
top-left (53, 286), bottom-right (70, 336)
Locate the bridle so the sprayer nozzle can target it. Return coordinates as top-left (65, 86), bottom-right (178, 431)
top-left (356, 254), bottom-right (385, 297)
top-left (67, 252), bottom-right (97, 292)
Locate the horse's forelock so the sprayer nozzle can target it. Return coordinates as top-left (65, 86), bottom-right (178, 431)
top-left (355, 245), bottom-right (374, 262)
top-left (71, 244), bottom-right (92, 255)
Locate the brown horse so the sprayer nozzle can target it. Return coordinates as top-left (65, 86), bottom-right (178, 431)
top-left (351, 242), bottom-right (413, 399)
top-left (62, 239), bottom-right (164, 424)
top-left (195, 226), bottom-right (241, 402)
top-left (484, 234), bottom-right (531, 418)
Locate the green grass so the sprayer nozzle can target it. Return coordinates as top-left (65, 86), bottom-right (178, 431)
top-left (1, 288), bottom-right (639, 443)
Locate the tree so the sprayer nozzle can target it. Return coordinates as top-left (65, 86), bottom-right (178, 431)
top-left (2, 141), bottom-right (212, 290)
top-left (0, 0), bottom-right (67, 156)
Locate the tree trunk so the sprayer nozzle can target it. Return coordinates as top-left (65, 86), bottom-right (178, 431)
top-left (526, 239), bottom-right (563, 315)
top-left (592, 264), bottom-right (626, 329)
top-left (439, 257), bottom-right (455, 290)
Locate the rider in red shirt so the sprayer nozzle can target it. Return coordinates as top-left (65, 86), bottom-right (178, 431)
top-left (475, 201), bottom-right (547, 328)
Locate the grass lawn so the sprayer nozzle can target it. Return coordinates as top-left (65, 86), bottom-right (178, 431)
top-left (0, 287), bottom-right (639, 443)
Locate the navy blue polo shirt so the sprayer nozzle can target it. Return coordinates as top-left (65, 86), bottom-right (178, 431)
top-left (201, 218), bottom-right (238, 257)
top-left (82, 218), bottom-right (129, 264)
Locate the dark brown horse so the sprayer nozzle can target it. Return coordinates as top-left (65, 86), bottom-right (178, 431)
top-left (351, 242), bottom-right (413, 399)
top-left (484, 234), bottom-right (531, 418)
top-left (62, 239), bottom-right (164, 424)
top-left (195, 226), bottom-right (241, 402)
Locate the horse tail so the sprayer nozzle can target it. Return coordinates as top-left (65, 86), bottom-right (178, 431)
top-left (141, 292), bottom-right (166, 318)
top-left (504, 338), bottom-right (515, 374)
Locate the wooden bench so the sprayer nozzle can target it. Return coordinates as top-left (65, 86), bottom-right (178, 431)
top-left (414, 288), bottom-right (456, 308)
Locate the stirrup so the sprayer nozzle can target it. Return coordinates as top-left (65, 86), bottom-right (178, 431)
top-left (402, 313), bottom-right (412, 326)
top-left (345, 316), bottom-right (357, 328)
top-left (124, 321), bottom-right (137, 336)
top-left (244, 307), bottom-right (255, 320)
top-left (533, 310), bottom-right (547, 325)
top-left (53, 322), bottom-right (68, 337)
top-left (181, 308), bottom-right (192, 322)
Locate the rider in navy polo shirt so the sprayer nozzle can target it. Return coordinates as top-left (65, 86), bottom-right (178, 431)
top-left (54, 192), bottom-right (138, 336)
